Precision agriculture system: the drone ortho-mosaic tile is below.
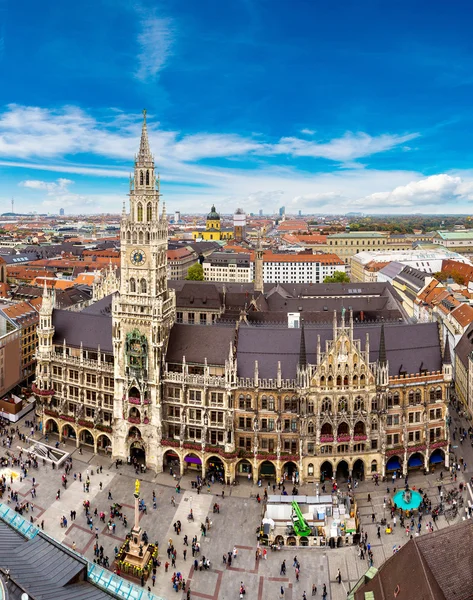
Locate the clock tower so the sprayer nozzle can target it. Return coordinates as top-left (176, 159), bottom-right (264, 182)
top-left (112, 110), bottom-right (176, 471)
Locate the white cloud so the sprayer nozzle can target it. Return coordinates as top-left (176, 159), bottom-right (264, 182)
top-left (135, 17), bottom-right (174, 81)
top-left (267, 131), bottom-right (420, 162)
top-left (354, 174), bottom-right (473, 208)
top-left (300, 128), bottom-right (315, 135)
top-left (0, 105), bottom-right (419, 168)
top-left (20, 178), bottom-right (72, 193)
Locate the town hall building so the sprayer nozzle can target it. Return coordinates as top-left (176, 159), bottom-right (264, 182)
top-left (33, 114), bottom-right (452, 484)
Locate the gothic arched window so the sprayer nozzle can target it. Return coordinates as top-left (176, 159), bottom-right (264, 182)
top-left (140, 171), bottom-right (144, 185)
top-left (308, 421), bottom-right (314, 434)
top-left (146, 232), bottom-right (150, 243)
top-left (139, 231), bottom-right (144, 244)
top-left (354, 396), bottom-right (364, 412)
top-left (126, 231), bottom-right (131, 243)
top-left (146, 170), bottom-right (150, 185)
top-left (137, 203), bottom-right (143, 222)
top-left (338, 397), bottom-right (347, 412)
top-left (147, 202), bottom-right (152, 221)
top-left (321, 397), bottom-right (332, 412)
top-left (129, 278), bottom-right (136, 293)
top-left (132, 232), bottom-right (137, 244)
top-left (141, 278), bottom-right (147, 294)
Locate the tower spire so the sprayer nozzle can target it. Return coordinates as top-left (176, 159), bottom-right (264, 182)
top-left (299, 318), bottom-right (307, 368)
top-left (443, 338), bottom-right (452, 365)
top-left (137, 109), bottom-right (153, 165)
top-left (379, 323), bottom-right (387, 365)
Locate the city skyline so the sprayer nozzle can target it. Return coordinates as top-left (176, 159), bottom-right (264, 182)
top-left (2, 1), bottom-right (473, 214)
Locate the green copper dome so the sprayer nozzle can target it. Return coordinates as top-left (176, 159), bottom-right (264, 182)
top-left (207, 204), bottom-right (220, 220)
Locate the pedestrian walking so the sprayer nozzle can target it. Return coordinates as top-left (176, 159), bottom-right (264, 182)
top-left (337, 569), bottom-right (341, 584)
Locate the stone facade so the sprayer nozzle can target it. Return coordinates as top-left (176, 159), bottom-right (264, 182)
top-left (33, 114), bottom-right (452, 484)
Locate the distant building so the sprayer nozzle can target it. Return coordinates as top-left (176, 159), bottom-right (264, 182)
top-left (233, 208), bottom-right (247, 241)
top-left (203, 251), bottom-right (252, 283)
top-left (433, 229), bottom-right (473, 254)
top-left (279, 206), bottom-right (285, 217)
top-left (59, 208), bottom-right (65, 216)
top-left (192, 205), bottom-right (234, 241)
top-left (167, 247), bottom-right (198, 280)
top-left (259, 209), bottom-right (263, 216)
top-left (174, 210), bottom-right (181, 223)
top-left (0, 317), bottom-right (21, 397)
top-left (298, 210), bottom-right (302, 217)
top-left (351, 249), bottom-right (472, 283)
top-left (259, 252), bottom-right (345, 284)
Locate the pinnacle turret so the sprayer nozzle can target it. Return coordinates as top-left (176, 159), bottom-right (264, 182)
top-left (379, 323), bottom-right (387, 365)
top-left (136, 109), bottom-right (153, 166)
top-left (299, 318), bottom-right (307, 368)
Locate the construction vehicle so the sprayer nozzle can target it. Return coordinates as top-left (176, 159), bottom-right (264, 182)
top-left (291, 500), bottom-right (312, 536)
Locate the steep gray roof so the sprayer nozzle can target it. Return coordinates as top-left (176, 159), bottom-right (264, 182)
top-left (237, 322), bottom-right (442, 379)
top-left (454, 323), bottom-right (473, 368)
top-left (0, 521), bottom-right (111, 599)
top-left (53, 309), bottom-right (112, 351)
top-left (166, 323), bottom-right (235, 365)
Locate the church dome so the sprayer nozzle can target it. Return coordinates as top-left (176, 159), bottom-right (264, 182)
top-left (207, 204), bottom-right (220, 220)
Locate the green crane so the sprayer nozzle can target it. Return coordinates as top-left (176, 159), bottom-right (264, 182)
top-left (291, 500), bottom-right (312, 536)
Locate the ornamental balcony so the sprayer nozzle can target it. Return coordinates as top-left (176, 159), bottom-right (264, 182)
top-left (320, 435), bottom-right (334, 443)
top-left (32, 383), bottom-right (55, 396)
top-left (353, 434), bottom-right (367, 441)
top-left (337, 434), bottom-right (351, 443)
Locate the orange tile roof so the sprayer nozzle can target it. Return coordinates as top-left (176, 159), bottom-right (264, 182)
top-left (0, 283), bottom-right (10, 298)
top-left (277, 220), bottom-right (309, 232)
top-left (73, 273), bottom-right (96, 286)
top-left (451, 303), bottom-right (473, 328)
top-left (263, 251), bottom-right (343, 264)
top-left (167, 248), bottom-right (195, 260)
top-left (0, 299), bottom-right (40, 322)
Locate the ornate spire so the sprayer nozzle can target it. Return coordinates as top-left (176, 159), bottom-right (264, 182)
top-left (299, 318), bottom-right (307, 368)
top-left (443, 338), bottom-right (452, 365)
top-left (136, 109), bottom-right (153, 165)
top-left (379, 323), bottom-right (387, 365)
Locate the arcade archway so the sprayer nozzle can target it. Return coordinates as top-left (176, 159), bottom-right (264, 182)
top-left (163, 449), bottom-right (180, 473)
top-left (336, 460), bottom-right (349, 482)
top-left (130, 440), bottom-right (146, 465)
top-left (282, 461), bottom-right (298, 481)
top-left (183, 452), bottom-right (202, 473)
top-left (97, 433), bottom-right (112, 453)
top-left (236, 459), bottom-right (252, 478)
top-left (79, 428), bottom-right (94, 447)
top-left (408, 452), bottom-right (424, 470)
top-left (353, 458), bottom-right (365, 481)
top-left (386, 455), bottom-right (402, 472)
top-left (258, 460), bottom-right (276, 479)
top-left (206, 456), bottom-right (225, 482)
top-left (62, 424), bottom-right (76, 440)
top-left (320, 461), bottom-right (333, 482)
top-left (44, 418), bottom-right (59, 435)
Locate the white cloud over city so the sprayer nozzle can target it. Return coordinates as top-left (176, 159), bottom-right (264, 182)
top-left (1, 104), bottom-right (472, 214)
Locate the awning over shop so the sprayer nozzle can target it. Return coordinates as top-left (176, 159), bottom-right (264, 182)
top-left (386, 458), bottom-right (401, 471)
top-left (429, 453), bottom-right (444, 464)
top-left (184, 456), bottom-right (202, 465)
top-left (408, 456), bottom-right (423, 467)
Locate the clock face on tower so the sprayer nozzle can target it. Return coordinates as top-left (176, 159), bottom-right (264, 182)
top-left (130, 249), bottom-right (146, 266)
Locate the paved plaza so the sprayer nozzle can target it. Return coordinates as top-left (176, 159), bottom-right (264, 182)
top-left (1, 413), bottom-right (472, 600)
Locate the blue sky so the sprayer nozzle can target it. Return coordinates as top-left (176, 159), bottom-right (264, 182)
top-left (1, 0), bottom-right (473, 215)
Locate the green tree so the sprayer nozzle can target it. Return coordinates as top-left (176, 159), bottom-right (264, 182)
top-left (324, 271), bottom-right (350, 283)
top-left (186, 262), bottom-right (204, 281)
